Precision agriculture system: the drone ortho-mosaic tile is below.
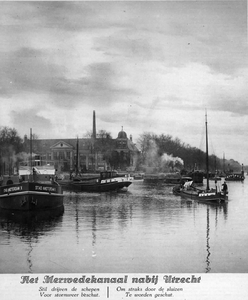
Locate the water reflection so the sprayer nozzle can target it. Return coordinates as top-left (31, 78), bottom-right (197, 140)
top-left (65, 191), bottom-right (134, 227)
top-left (0, 206), bottom-right (64, 272)
top-left (2, 179), bottom-right (248, 273)
top-left (66, 185), bottom-right (181, 237)
top-left (65, 186), bottom-right (230, 272)
top-left (206, 206), bottom-right (211, 273)
top-left (204, 202), bottom-right (228, 273)
top-left (178, 198), bottom-right (229, 273)
top-left (0, 206), bottom-right (64, 235)
top-left (91, 206), bottom-right (97, 257)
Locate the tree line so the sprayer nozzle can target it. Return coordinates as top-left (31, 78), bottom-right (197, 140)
top-left (136, 132), bottom-right (242, 173)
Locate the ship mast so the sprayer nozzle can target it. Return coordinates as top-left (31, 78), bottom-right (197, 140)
top-left (76, 136), bottom-right (79, 176)
top-left (205, 111), bottom-right (209, 190)
top-left (30, 128), bottom-right (33, 177)
top-left (223, 152), bottom-right (225, 174)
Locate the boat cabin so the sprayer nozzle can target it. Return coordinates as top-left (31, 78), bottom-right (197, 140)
top-left (100, 171), bottom-right (122, 180)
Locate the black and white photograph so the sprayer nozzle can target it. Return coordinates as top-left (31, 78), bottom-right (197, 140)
top-left (0, 1), bottom-right (247, 299)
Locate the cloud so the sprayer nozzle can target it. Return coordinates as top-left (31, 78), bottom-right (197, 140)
top-left (0, 1), bottom-right (247, 164)
top-left (11, 108), bottom-right (53, 138)
top-left (80, 62), bottom-right (138, 106)
top-left (0, 43), bottom-right (138, 109)
top-left (0, 47), bottom-right (66, 96)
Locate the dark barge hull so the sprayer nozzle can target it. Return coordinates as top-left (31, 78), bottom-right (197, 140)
top-left (62, 180), bottom-right (132, 192)
top-left (0, 182), bottom-right (64, 211)
top-left (225, 177), bottom-right (244, 182)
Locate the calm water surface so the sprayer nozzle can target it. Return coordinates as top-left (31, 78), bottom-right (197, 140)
top-left (1, 179), bottom-right (248, 273)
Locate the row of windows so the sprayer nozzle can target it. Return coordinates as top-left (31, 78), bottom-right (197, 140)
top-left (44, 151), bottom-right (104, 161)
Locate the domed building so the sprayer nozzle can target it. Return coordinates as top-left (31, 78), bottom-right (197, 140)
top-left (22, 112), bottom-right (140, 173)
top-left (110, 127), bottom-right (139, 171)
top-left (117, 128), bottom-right (127, 139)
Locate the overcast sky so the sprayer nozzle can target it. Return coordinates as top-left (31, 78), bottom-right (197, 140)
top-left (0, 1), bottom-right (247, 164)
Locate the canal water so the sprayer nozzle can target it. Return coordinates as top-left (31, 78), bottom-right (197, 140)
top-left (0, 179), bottom-right (248, 274)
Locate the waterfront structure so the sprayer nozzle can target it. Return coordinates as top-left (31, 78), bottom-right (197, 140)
top-left (21, 112), bottom-right (139, 173)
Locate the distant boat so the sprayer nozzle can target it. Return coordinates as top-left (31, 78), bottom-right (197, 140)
top-left (60, 170), bottom-right (133, 192)
top-left (225, 173), bottom-right (245, 182)
top-left (164, 173), bottom-right (190, 185)
top-left (143, 172), bottom-right (192, 185)
top-left (58, 136), bottom-right (133, 192)
top-left (0, 129), bottom-right (64, 211)
top-left (173, 112), bottom-right (228, 203)
top-left (225, 164), bottom-right (245, 182)
top-left (164, 174), bottom-right (192, 185)
top-left (187, 170), bottom-right (204, 185)
top-left (143, 173), bottom-right (166, 183)
top-left (132, 172), bottom-right (144, 180)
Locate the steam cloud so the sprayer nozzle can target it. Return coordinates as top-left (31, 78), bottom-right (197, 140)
top-left (142, 140), bottom-right (184, 173)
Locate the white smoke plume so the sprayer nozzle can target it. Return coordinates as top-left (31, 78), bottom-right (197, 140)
top-left (161, 153), bottom-right (184, 168)
top-left (141, 139), bottom-right (184, 173)
top-left (145, 139), bottom-right (160, 168)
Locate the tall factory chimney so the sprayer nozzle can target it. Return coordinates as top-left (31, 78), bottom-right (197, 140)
top-left (92, 110), bottom-right (96, 139)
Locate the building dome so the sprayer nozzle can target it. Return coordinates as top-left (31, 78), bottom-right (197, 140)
top-left (118, 130), bottom-right (127, 139)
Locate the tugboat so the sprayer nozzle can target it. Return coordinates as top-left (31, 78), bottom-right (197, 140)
top-left (60, 170), bottom-right (133, 193)
top-left (225, 164), bottom-right (245, 182)
top-left (59, 136), bottom-right (133, 192)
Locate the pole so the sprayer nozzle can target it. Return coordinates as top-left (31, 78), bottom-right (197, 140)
top-left (223, 152), bottom-right (225, 173)
top-left (30, 128), bottom-right (33, 180)
top-left (205, 111), bottom-right (209, 190)
top-left (30, 128), bottom-right (32, 169)
top-left (76, 136), bottom-right (79, 176)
